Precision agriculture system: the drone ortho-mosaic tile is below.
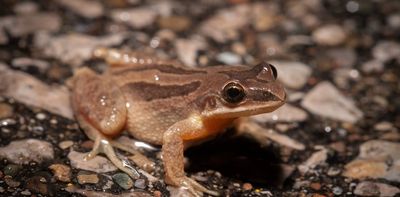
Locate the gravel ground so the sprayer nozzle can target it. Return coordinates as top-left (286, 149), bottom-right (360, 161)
top-left (0, 0), bottom-right (399, 196)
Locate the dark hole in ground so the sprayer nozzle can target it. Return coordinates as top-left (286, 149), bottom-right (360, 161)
top-left (185, 132), bottom-right (289, 188)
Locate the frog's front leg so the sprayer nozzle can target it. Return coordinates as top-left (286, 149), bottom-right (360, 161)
top-left (162, 118), bottom-right (220, 197)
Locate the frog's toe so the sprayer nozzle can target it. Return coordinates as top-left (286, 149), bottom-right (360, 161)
top-left (181, 177), bottom-right (219, 197)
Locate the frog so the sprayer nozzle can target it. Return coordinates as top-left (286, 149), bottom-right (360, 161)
top-left (69, 48), bottom-right (286, 196)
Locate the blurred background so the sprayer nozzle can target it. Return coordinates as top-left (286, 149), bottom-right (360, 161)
top-left (0, 0), bottom-right (399, 196)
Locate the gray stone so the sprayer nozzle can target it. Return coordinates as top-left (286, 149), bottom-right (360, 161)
top-left (354, 181), bottom-right (399, 197)
top-left (0, 13), bottom-right (61, 37)
top-left (13, 2), bottom-right (38, 15)
top-left (312, 24), bottom-right (347, 46)
top-left (0, 139), bottom-right (54, 165)
top-left (269, 60), bottom-right (312, 89)
top-left (301, 81), bottom-right (363, 123)
top-left (113, 173), bottom-right (133, 190)
top-left (372, 41), bottom-right (400, 63)
top-left (362, 59), bottom-right (384, 73)
top-left (56, 0), bottom-right (104, 18)
top-left (68, 150), bottom-right (117, 173)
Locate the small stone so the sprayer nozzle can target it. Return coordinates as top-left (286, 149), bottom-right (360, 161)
top-left (216, 52), bottom-right (242, 65)
top-left (59, 140), bottom-right (74, 149)
top-left (327, 167), bottom-right (341, 176)
top-left (0, 103), bottom-right (14, 119)
top-left (68, 150), bottom-right (117, 173)
top-left (113, 173), bottom-right (133, 190)
top-left (56, 0), bottom-right (104, 18)
top-left (312, 24), bottom-right (347, 46)
top-left (20, 190), bottom-right (31, 196)
top-left (35, 113), bottom-right (46, 120)
top-left (301, 81), bottom-right (363, 123)
top-left (0, 13), bottom-right (61, 37)
top-left (326, 48), bottom-right (357, 68)
top-left (372, 41), bottom-right (400, 63)
top-left (26, 176), bottom-right (48, 195)
top-left (332, 186), bottom-right (343, 196)
top-left (12, 57), bottom-right (49, 73)
top-left (4, 175), bottom-right (21, 187)
top-left (329, 141), bottom-right (346, 153)
top-left (374, 121), bottom-right (394, 132)
top-left (158, 16), bottom-right (191, 32)
top-left (387, 14), bottom-right (400, 29)
top-left (111, 8), bottom-right (157, 29)
top-left (49, 164), bottom-right (71, 182)
top-left (175, 37), bottom-right (207, 67)
top-left (269, 60), bottom-right (312, 90)
top-left (3, 164), bottom-right (21, 177)
top-left (361, 59), bottom-right (384, 73)
top-left (0, 139), bottom-right (54, 165)
top-left (13, 2), bottom-right (38, 15)
top-left (354, 181), bottom-right (400, 197)
top-left (242, 183), bottom-right (253, 191)
top-left (310, 182), bottom-right (322, 190)
top-left (298, 147), bottom-right (329, 175)
top-left (153, 190), bottom-right (162, 197)
top-left (134, 178), bottom-right (146, 189)
top-left (77, 173), bottom-right (99, 184)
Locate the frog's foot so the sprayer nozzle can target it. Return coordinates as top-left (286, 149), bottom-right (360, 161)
top-left (172, 176), bottom-right (219, 197)
top-left (84, 136), bottom-right (141, 179)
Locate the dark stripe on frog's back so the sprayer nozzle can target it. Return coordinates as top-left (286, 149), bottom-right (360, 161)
top-left (123, 81), bottom-right (201, 101)
top-left (112, 64), bottom-right (207, 76)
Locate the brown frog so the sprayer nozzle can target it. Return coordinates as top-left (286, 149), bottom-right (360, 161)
top-left (70, 48), bottom-right (286, 196)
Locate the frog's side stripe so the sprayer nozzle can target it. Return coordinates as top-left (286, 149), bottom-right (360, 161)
top-left (112, 64), bottom-right (207, 76)
top-left (123, 81), bottom-right (202, 101)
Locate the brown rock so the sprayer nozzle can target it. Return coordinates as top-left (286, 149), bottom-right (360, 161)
top-left (77, 173), bottom-right (99, 184)
top-left (49, 164), bottom-right (71, 182)
top-left (242, 183), bottom-right (253, 191)
top-left (310, 182), bottom-right (322, 190)
top-left (0, 103), bottom-right (13, 119)
top-left (158, 16), bottom-right (191, 32)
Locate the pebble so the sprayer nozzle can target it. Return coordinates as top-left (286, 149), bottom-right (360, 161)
top-left (4, 175), bottom-right (21, 187)
top-left (0, 139), bottom-right (54, 165)
top-left (301, 81), bottom-right (363, 123)
top-left (374, 121), bottom-right (394, 132)
top-left (153, 190), bottom-right (162, 197)
top-left (312, 24), bottom-right (347, 46)
top-left (361, 59), bottom-right (384, 73)
top-left (111, 7), bottom-right (157, 29)
top-left (56, 0), bottom-right (104, 18)
top-left (26, 176), bottom-right (49, 195)
top-left (35, 113), bottom-right (46, 120)
top-left (0, 13), bottom-right (61, 37)
top-left (11, 57), bottom-right (50, 73)
top-left (20, 190), bottom-right (31, 196)
top-left (49, 164), bottom-right (71, 182)
top-left (77, 173), bottom-right (99, 184)
top-left (68, 150), bottom-right (118, 173)
top-left (354, 181), bottom-right (400, 197)
top-left (343, 140), bottom-right (400, 182)
top-left (59, 140), bottom-right (74, 149)
top-left (3, 164), bottom-right (21, 177)
top-left (242, 183), bottom-right (253, 191)
top-left (216, 52), bottom-right (242, 65)
top-left (298, 147), bottom-right (329, 175)
top-left (251, 104), bottom-right (308, 123)
top-left (36, 32), bottom-right (127, 66)
top-left (0, 103), bottom-right (14, 119)
top-left (372, 41), bottom-right (400, 63)
top-left (134, 178), bottom-right (146, 189)
top-left (0, 64), bottom-right (73, 119)
top-left (13, 2), bottom-right (38, 15)
top-left (327, 167), bottom-right (342, 176)
top-left (332, 186), bottom-right (343, 195)
top-left (158, 16), bottom-right (191, 32)
top-left (175, 38), bottom-right (207, 67)
top-left (326, 48), bottom-right (357, 68)
top-left (113, 173), bottom-right (133, 190)
top-left (310, 182), bottom-right (321, 190)
top-left (387, 14), bottom-right (400, 29)
top-left (268, 60), bottom-right (312, 90)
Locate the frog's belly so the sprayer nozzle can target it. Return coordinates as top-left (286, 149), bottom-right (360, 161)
top-left (125, 103), bottom-right (190, 145)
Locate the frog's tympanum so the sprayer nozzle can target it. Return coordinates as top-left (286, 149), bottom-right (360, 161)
top-left (70, 48), bottom-right (286, 196)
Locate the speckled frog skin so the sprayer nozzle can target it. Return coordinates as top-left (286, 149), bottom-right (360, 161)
top-left (70, 48), bottom-right (286, 196)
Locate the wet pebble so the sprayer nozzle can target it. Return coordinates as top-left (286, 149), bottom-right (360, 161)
top-left (0, 103), bottom-right (14, 119)
top-left (68, 150), bottom-right (117, 173)
top-left (312, 24), bottom-right (347, 46)
top-left (301, 81), bottom-right (363, 123)
top-left (111, 7), bottom-right (157, 29)
top-left (77, 173), bottom-right (99, 184)
top-left (372, 41), bottom-right (400, 63)
top-left (35, 113), bottom-right (46, 120)
top-left (59, 140), bottom-right (74, 149)
top-left (216, 52), bottom-right (242, 65)
top-left (354, 181), bottom-right (400, 197)
top-left (56, 0), bottom-right (104, 18)
top-left (0, 139), bottom-right (54, 165)
top-left (332, 186), bottom-right (343, 195)
top-left (3, 164), bottom-right (21, 177)
top-left (134, 178), bottom-right (146, 189)
top-left (327, 167), bottom-right (341, 176)
top-left (269, 60), bottom-right (312, 90)
top-left (113, 173), bottom-right (133, 190)
top-left (49, 164), bottom-right (71, 182)
top-left (20, 190), bottom-right (32, 196)
top-left (343, 140), bottom-right (400, 182)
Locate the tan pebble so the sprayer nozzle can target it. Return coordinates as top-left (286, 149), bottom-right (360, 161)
top-left (153, 190), bottom-right (162, 197)
top-left (0, 103), bottom-right (14, 119)
top-left (49, 164), bottom-right (71, 182)
top-left (59, 140), bottom-right (74, 149)
top-left (80, 140), bottom-right (94, 149)
top-left (310, 182), bottom-right (322, 190)
top-left (343, 160), bottom-right (387, 179)
top-left (242, 183), bottom-right (253, 191)
top-left (77, 174), bottom-right (99, 184)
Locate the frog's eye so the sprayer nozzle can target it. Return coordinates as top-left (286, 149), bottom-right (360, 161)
top-left (222, 82), bottom-right (246, 104)
top-left (270, 64), bottom-right (278, 79)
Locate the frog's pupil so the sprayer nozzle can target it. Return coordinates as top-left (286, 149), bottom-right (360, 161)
top-left (224, 83), bottom-right (245, 103)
